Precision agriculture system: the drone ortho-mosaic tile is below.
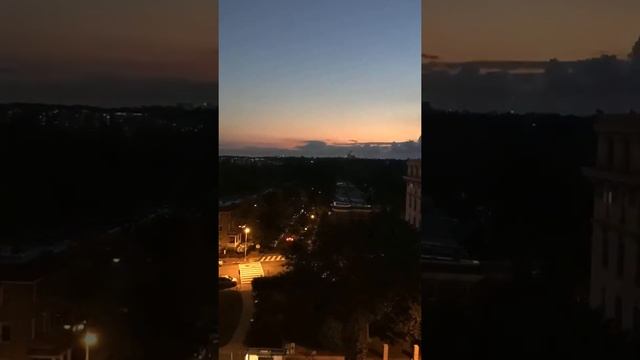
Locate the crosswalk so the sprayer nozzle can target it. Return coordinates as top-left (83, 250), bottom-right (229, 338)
top-left (257, 255), bottom-right (286, 262)
top-left (238, 262), bottom-right (264, 284)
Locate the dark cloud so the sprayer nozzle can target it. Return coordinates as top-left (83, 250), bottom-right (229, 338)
top-left (220, 139), bottom-right (421, 159)
top-left (424, 52), bottom-right (640, 115)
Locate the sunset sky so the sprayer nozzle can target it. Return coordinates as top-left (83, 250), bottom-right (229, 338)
top-left (219, 0), bottom-right (421, 157)
top-left (1, 0), bottom-right (217, 106)
top-left (423, 0), bottom-right (640, 62)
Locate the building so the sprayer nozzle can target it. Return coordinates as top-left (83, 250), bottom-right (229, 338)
top-left (0, 250), bottom-right (74, 360)
top-left (404, 159), bottom-right (421, 229)
top-left (330, 182), bottom-right (374, 215)
top-left (422, 197), bottom-right (511, 303)
top-left (218, 204), bottom-right (242, 252)
top-left (583, 113), bottom-right (640, 330)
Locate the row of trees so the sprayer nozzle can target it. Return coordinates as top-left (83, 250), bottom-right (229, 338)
top-left (0, 105), bottom-right (217, 244)
top-left (249, 211), bottom-right (420, 360)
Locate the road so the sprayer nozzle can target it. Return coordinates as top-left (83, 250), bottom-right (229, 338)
top-left (219, 256), bottom-right (286, 280)
top-left (219, 255), bottom-right (287, 358)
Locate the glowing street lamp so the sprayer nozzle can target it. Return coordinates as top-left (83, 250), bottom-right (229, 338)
top-left (310, 214), bottom-right (316, 220)
top-left (243, 227), bottom-right (251, 262)
top-left (82, 331), bottom-right (98, 360)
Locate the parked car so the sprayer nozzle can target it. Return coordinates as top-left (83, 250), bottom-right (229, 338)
top-left (218, 275), bottom-right (237, 290)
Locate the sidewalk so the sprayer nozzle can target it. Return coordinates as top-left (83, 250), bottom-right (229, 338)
top-left (220, 287), bottom-right (255, 354)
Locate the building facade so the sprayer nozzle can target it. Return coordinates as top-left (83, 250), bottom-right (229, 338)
top-left (584, 114), bottom-right (640, 330)
top-left (218, 205), bottom-right (242, 252)
top-left (404, 159), bottom-right (422, 229)
top-left (0, 255), bottom-right (74, 360)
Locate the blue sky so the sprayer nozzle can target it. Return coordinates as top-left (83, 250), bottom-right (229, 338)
top-left (219, 0), bottom-right (421, 158)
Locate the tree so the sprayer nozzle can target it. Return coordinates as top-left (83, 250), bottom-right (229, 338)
top-left (319, 317), bottom-right (344, 352)
top-left (630, 36), bottom-right (640, 61)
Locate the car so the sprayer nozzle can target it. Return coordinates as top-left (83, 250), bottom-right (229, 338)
top-left (218, 275), bottom-right (237, 290)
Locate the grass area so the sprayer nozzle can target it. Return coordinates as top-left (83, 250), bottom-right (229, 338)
top-left (219, 290), bottom-right (243, 347)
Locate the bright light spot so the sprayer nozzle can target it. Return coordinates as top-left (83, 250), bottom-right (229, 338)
top-left (112, 258), bottom-right (120, 263)
top-left (64, 325), bottom-right (71, 330)
top-left (83, 332), bottom-right (98, 347)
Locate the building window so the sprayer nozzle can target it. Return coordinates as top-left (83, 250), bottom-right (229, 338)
top-left (603, 230), bottom-right (609, 269)
top-left (615, 296), bottom-right (623, 328)
top-left (610, 189), bottom-right (615, 205)
top-left (607, 137), bottom-right (614, 169)
top-left (637, 243), bottom-right (640, 287)
top-left (0, 323), bottom-right (10, 343)
top-left (623, 139), bottom-right (630, 172)
top-left (618, 237), bottom-right (625, 279)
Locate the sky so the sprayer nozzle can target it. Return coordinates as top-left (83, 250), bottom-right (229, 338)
top-left (0, 0), bottom-right (218, 107)
top-left (423, 0), bottom-right (640, 62)
top-left (219, 0), bottom-right (421, 159)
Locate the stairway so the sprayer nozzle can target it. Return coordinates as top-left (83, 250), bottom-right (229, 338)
top-left (238, 262), bottom-right (264, 285)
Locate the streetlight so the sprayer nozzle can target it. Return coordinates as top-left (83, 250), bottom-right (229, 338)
top-left (244, 227), bottom-right (251, 262)
top-left (82, 331), bottom-right (98, 360)
top-left (310, 214), bottom-right (315, 220)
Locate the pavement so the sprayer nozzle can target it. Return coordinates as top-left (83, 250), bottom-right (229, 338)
top-left (219, 254), bottom-right (287, 359)
top-left (219, 255), bottom-right (287, 279)
top-left (220, 288), bottom-right (254, 353)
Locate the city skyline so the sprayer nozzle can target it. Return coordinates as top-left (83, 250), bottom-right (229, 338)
top-left (219, 0), bottom-right (421, 158)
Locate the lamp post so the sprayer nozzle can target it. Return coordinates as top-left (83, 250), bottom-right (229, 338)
top-left (82, 331), bottom-right (98, 360)
top-left (243, 227), bottom-right (251, 262)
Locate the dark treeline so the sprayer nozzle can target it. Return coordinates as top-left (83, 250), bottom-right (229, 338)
top-left (1, 103), bottom-right (219, 359)
top-left (0, 104), bottom-right (217, 243)
top-left (422, 103), bottom-right (640, 356)
top-left (423, 102), bottom-right (595, 273)
top-left (219, 157), bottom-right (406, 214)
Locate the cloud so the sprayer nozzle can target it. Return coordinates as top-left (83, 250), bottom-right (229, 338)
top-left (220, 139), bottom-right (421, 159)
top-left (423, 55), bottom-right (640, 115)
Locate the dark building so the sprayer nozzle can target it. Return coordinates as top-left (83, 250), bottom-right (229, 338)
top-left (583, 113), bottom-right (640, 330)
top-left (329, 182), bottom-right (375, 218)
top-left (404, 159), bottom-right (421, 229)
top-left (0, 248), bottom-right (74, 360)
